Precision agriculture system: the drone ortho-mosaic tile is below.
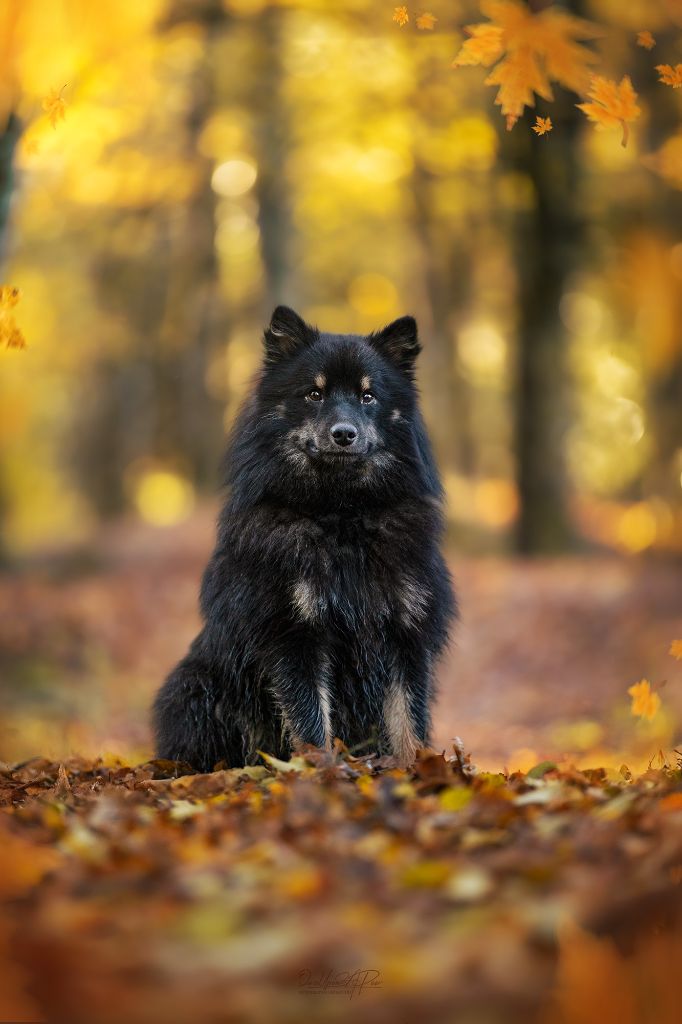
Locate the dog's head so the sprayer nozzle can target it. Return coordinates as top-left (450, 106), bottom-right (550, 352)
top-left (229, 306), bottom-right (440, 509)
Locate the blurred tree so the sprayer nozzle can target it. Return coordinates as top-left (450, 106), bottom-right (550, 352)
top-left (71, 1), bottom-right (229, 517)
top-left (0, 113), bottom-right (20, 262)
top-left (252, 5), bottom-right (296, 311)
top-left (632, 33), bottom-right (682, 514)
top-left (0, 114), bottom-right (21, 561)
top-left (1, 0), bottom-right (681, 556)
top-left (410, 46), bottom-right (476, 482)
top-left (506, 0), bottom-right (586, 553)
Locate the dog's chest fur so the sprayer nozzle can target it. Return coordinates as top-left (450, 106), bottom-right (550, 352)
top-left (277, 508), bottom-right (433, 636)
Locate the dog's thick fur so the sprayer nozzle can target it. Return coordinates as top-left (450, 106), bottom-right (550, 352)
top-left (153, 306), bottom-right (456, 771)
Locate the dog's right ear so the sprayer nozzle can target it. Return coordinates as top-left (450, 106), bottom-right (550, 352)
top-left (263, 306), bottom-right (313, 363)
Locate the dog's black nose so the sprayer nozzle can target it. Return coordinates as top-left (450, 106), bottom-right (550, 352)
top-left (330, 423), bottom-right (358, 447)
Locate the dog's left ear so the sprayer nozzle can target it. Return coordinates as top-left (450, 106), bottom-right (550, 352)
top-left (370, 316), bottom-right (421, 376)
top-left (264, 306), bottom-right (314, 363)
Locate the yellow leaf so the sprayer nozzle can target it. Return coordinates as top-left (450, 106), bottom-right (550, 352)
top-left (393, 6), bottom-right (409, 27)
top-left (42, 85), bottom-right (67, 129)
top-left (627, 679), bottom-right (661, 721)
top-left (277, 865), bottom-right (324, 900)
top-left (401, 860), bottom-right (451, 888)
top-left (452, 0), bottom-right (599, 129)
top-left (670, 639), bottom-right (682, 660)
top-left (656, 64), bottom-right (682, 89)
top-left (416, 12), bottom-right (437, 31)
top-left (258, 750), bottom-right (308, 773)
top-left (532, 115), bottom-right (553, 136)
top-left (439, 786), bottom-right (473, 811)
top-left (637, 30), bottom-right (656, 51)
top-left (0, 285), bottom-right (26, 350)
top-left (577, 75), bottom-right (641, 148)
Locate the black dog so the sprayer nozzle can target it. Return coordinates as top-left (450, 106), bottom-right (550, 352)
top-left (153, 306), bottom-right (456, 771)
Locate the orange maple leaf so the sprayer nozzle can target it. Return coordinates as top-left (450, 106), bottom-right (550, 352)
top-left (452, 24), bottom-right (504, 68)
top-left (656, 63), bottom-right (682, 88)
top-left (577, 75), bottom-right (641, 148)
top-left (393, 6), bottom-right (409, 27)
top-left (627, 679), bottom-right (661, 721)
top-left (452, 0), bottom-right (600, 130)
top-left (670, 639), bottom-right (682, 660)
top-left (0, 286), bottom-right (26, 350)
top-left (416, 12), bottom-right (437, 31)
top-left (636, 30), bottom-right (656, 50)
top-left (42, 85), bottom-right (67, 128)
top-left (532, 115), bottom-right (552, 136)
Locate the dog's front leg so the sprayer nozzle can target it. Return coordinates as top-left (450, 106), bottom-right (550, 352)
top-left (265, 641), bottom-right (333, 754)
top-left (382, 650), bottom-right (433, 766)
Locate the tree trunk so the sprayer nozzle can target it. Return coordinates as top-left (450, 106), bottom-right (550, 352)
top-left (251, 5), bottom-right (296, 312)
top-left (0, 112), bottom-right (22, 562)
top-left (506, 8), bottom-right (584, 554)
top-left (511, 118), bottom-right (581, 552)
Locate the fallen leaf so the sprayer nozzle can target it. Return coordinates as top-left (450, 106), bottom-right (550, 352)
top-left (258, 750), bottom-right (309, 773)
top-left (439, 786), bottom-right (473, 811)
top-left (54, 763), bottom-right (71, 799)
top-left (416, 12), bottom-right (437, 31)
top-left (532, 115), bottom-right (553, 135)
top-left (670, 639), bottom-right (682, 660)
top-left (393, 5), bottom-right (409, 27)
top-left (453, 0), bottom-right (600, 130)
top-left (42, 85), bottom-right (67, 128)
top-left (527, 760), bottom-right (558, 778)
top-left (577, 75), bottom-right (641, 148)
top-left (656, 63), bottom-right (682, 88)
top-left (452, 24), bottom-right (503, 68)
top-left (659, 793), bottom-right (682, 813)
top-left (0, 286), bottom-right (26, 350)
top-left (627, 679), bottom-right (661, 720)
top-left (636, 30), bottom-right (656, 50)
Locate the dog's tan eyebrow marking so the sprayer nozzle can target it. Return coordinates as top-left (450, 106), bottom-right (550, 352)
top-left (314, 373), bottom-right (326, 389)
top-left (360, 375), bottom-right (371, 392)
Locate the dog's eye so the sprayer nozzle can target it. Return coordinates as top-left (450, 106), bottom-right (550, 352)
top-left (307, 388), bottom-right (323, 402)
top-left (360, 391), bottom-right (375, 405)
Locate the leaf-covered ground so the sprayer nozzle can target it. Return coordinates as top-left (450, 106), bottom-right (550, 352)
top-left (2, 746), bottom-right (682, 1024)
top-left (1, 516), bottom-right (681, 1020)
top-left (1, 509), bottom-right (681, 772)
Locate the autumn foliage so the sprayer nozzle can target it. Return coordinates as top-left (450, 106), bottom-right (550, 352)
top-left (577, 75), bottom-right (641, 148)
top-left (1, 746), bottom-right (682, 1024)
top-left (452, 0), bottom-right (600, 130)
top-left (390, 0), bottom-right (682, 150)
top-left (0, 285), bottom-right (25, 349)
top-left (1, 3), bottom-right (681, 1015)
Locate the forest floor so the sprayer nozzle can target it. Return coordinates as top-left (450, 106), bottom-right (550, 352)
top-left (1, 510), bottom-right (681, 1022)
top-left (1, 507), bottom-right (680, 771)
